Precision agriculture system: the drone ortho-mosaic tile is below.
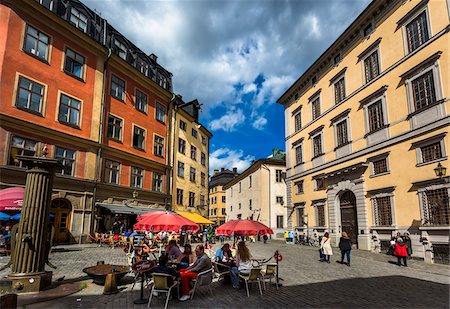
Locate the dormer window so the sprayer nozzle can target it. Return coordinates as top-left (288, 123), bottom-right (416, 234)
top-left (363, 22), bottom-right (374, 37)
top-left (137, 58), bottom-right (148, 75)
top-left (69, 7), bottom-right (88, 33)
top-left (334, 53), bottom-right (341, 65)
top-left (114, 39), bottom-right (127, 60)
top-left (311, 76), bottom-right (317, 86)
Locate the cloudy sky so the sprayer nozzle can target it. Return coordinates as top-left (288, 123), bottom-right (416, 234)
top-left (83, 0), bottom-right (371, 173)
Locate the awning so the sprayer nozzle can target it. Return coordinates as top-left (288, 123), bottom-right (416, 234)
top-left (96, 203), bottom-right (168, 215)
top-left (0, 187), bottom-right (24, 212)
top-left (175, 211), bottom-right (213, 224)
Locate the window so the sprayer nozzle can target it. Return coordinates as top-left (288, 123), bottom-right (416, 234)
top-left (363, 22), bottom-right (374, 37)
top-left (189, 192), bottom-right (195, 207)
top-left (311, 97), bottom-right (321, 120)
top-left (16, 76), bottom-right (44, 115)
top-left (372, 158), bottom-right (388, 175)
top-left (136, 58), bottom-right (148, 75)
top-left (315, 179), bottom-right (326, 190)
top-left (420, 188), bottom-right (449, 225)
top-left (189, 167), bottom-right (196, 182)
top-left (133, 126), bottom-right (145, 150)
top-left (411, 70), bottom-right (436, 111)
top-left (237, 214), bottom-right (242, 220)
top-left (177, 189), bottom-right (183, 205)
top-left (276, 170), bottom-right (283, 182)
top-left (153, 135), bottom-right (164, 157)
top-left (131, 166), bottom-right (143, 188)
top-left (334, 77), bottom-right (345, 104)
top-left (152, 172), bottom-right (163, 192)
top-left (336, 119), bottom-right (349, 147)
top-left (114, 39), bottom-right (127, 60)
top-left (201, 152), bottom-right (206, 166)
top-left (55, 147), bottom-right (75, 176)
top-left (200, 195), bottom-right (205, 207)
top-left (367, 99), bottom-right (385, 132)
top-left (202, 135), bottom-right (207, 145)
top-left (107, 115), bottom-right (122, 141)
top-left (222, 196), bottom-right (226, 203)
top-left (191, 128), bottom-right (198, 138)
top-left (316, 204), bottom-right (326, 226)
top-left (312, 133), bottom-right (323, 157)
top-left (249, 199), bottom-right (252, 211)
top-left (222, 208), bottom-right (226, 215)
top-left (239, 182), bottom-right (241, 193)
top-left (311, 76), bottom-right (317, 85)
top-left (135, 89), bottom-right (147, 113)
top-left (276, 196), bottom-right (284, 204)
top-left (23, 25), bottom-right (50, 61)
top-left (177, 161), bottom-right (184, 178)
top-left (230, 205), bottom-right (233, 211)
top-left (104, 160), bottom-right (120, 184)
top-left (373, 196), bottom-right (393, 226)
top-left (295, 181), bottom-right (304, 194)
top-left (179, 120), bottom-right (186, 131)
top-left (178, 138), bottom-right (186, 154)
top-left (405, 11), bottom-right (430, 53)
top-left (155, 102), bottom-right (166, 123)
top-left (249, 175), bottom-right (252, 188)
top-left (239, 203), bottom-right (241, 210)
top-left (364, 50), bottom-right (380, 83)
top-left (295, 144), bottom-right (303, 165)
top-left (64, 48), bottom-right (85, 79)
top-left (59, 94), bottom-right (81, 127)
top-left (9, 136), bottom-right (37, 167)
top-left (110, 75), bottom-right (125, 101)
top-left (69, 7), bottom-right (88, 32)
top-left (421, 142), bottom-right (443, 163)
top-left (334, 53), bottom-right (341, 65)
top-left (201, 172), bottom-right (206, 186)
top-left (38, 0), bottom-right (54, 10)
top-left (294, 111), bottom-right (302, 132)
top-left (190, 145), bottom-right (197, 161)
top-left (295, 205), bottom-right (305, 226)
top-left (276, 216), bottom-right (284, 229)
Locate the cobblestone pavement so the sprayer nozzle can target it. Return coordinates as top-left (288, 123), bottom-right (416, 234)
top-left (1, 240), bottom-right (449, 308)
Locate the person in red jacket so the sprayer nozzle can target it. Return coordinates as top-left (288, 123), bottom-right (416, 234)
top-left (394, 238), bottom-right (408, 266)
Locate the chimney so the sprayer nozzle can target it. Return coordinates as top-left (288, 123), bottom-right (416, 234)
top-left (214, 169), bottom-right (219, 175)
top-left (233, 167), bottom-right (237, 174)
top-left (149, 53), bottom-right (158, 62)
top-left (221, 168), bottom-right (225, 172)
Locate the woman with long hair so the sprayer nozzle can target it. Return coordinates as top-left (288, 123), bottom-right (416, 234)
top-left (177, 244), bottom-right (195, 269)
top-left (339, 232), bottom-right (352, 266)
top-left (320, 232), bottom-right (333, 263)
top-left (230, 241), bottom-right (253, 289)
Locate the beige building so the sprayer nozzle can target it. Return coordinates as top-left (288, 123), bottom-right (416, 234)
top-left (224, 151), bottom-right (287, 238)
top-left (169, 96), bottom-right (212, 219)
top-left (209, 168), bottom-right (239, 225)
top-left (278, 0), bottom-right (449, 263)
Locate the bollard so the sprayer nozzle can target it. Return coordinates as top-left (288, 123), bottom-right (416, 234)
top-left (0, 293), bottom-right (18, 309)
top-left (103, 273), bottom-right (119, 295)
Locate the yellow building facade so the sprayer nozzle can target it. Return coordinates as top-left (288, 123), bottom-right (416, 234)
top-left (278, 0), bottom-right (449, 263)
top-left (209, 168), bottom-right (239, 225)
top-left (170, 98), bottom-right (211, 218)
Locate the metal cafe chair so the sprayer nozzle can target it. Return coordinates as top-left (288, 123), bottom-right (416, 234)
top-left (147, 273), bottom-right (179, 309)
top-left (239, 268), bottom-right (263, 297)
top-left (190, 268), bottom-right (214, 300)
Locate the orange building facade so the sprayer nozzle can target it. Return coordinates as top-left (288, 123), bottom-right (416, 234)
top-left (0, 0), bottom-right (173, 243)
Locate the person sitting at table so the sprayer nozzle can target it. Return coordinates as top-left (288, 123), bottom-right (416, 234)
top-left (230, 241), bottom-right (253, 289)
top-left (166, 239), bottom-right (182, 260)
top-left (177, 244), bottom-right (195, 269)
top-left (148, 254), bottom-right (179, 284)
top-left (179, 245), bottom-right (212, 301)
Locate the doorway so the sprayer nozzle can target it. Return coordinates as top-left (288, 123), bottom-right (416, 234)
top-left (50, 199), bottom-right (72, 243)
top-left (340, 191), bottom-right (358, 246)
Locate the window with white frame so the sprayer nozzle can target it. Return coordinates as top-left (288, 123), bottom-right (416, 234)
top-left (58, 94), bottom-right (81, 127)
top-left (335, 118), bottom-right (349, 148)
top-left (404, 10), bottom-right (430, 53)
top-left (114, 39), bottom-right (127, 60)
top-left (152, 172), bottom-right (163, 192)
top-left (179, 120), bottom-right (186, 131)
top-left (16, 76), bottom-right (44, 115)
top-left (295, 203), bottom-right (305, 226)
top-left (8, 135), bottom-right (38, 167)
top-left (104, 160), bottom-right (120, 184)
top-left (136, 57), bottom-right (148, 75)
top-left (409, 69), bottom-right (438, 112)
top-left (419, 186), bottom-right (449, 226)
top-left (276, 216), bottom-right (284, 229)
top-left (135, 89), bottom-right (147, 113)
top-left (110, 75), bottom-right (125, 101)
top-left (334, 77), bottom-right (345, 104)
top-left (367, 99), bottom-right (386, 133)
top-left (276, 169), bottom-right (283, 182)
top-left (315, 179), bottom-right (326, 190)
top-left (23, 25), bottom-right (50, 61)
top-left (130, 166), bottom-right (143, 188)
top-left (295, 144), bottom-right (303, 165)
top-left (312, 132), bottom-right (323, 158)
top-left (38, 0), bottom-right (54, 10)
top-left (294, 110), bottom-right (302, 132)
top-left (189, 192), bottom-right (195, 207)
top-left (371, 194), bottom-right (394, 226)
top-left (155, 102), bottom-right (166, 123)
top-left (314, 202), bottom-right (326, 227)
top-left (363, 49), bottom-right (380, 83)
top-left (64, 48), bottom-right (85, 79)
top-left (311, 96), bottom-right (321, 120)
top-left (189, 167), bottom-right (196, 182)
top-left (190, 145), bottom-right (197, 161)
top-left (153, 135), bottom-right (164, 157)
top-left (69, 7), bottom-right (88, 32)
top-left (295, 180), bottom-right (304, 194)
top-left (178, 138), bottom-right (186, 154)
top-left (369, 154), bottom-right (390, 176)
top-left (414, 134), bottom-right (446, 165)
top-left (276, 196), bottom-right (284, 204)
top-left (133, 125), bottom-right (145, 150)
top-left (55, 147), bottom-right (76, 176)
top-left (107, 114), bottom-right (122, 141)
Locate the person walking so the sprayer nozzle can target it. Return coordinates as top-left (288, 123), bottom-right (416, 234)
top-left (320, 232), bottom-right (333, 263)
top-left (339, 232), bottom-right (352, 266)
top-left (403, 232), bottom-right (413, 259)
top-left (394, 238), bottom-right (408, 266)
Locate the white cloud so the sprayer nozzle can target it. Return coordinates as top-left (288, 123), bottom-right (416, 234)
top-left (242, 83), bottom-right (257, 94)
top-left (254, 75), bottom-right (295, 108)
top-left (209, 109), bottom-right (245, 132)
top-left (252, 115), bottom-right (268, 130)
top-left (209, 148), bottom-right (255, 174)
top-left (305, 14), bottom-right (322, 39)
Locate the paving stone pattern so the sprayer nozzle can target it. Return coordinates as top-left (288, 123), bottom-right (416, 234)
top-left (1, 240), bottom-right (449, 308)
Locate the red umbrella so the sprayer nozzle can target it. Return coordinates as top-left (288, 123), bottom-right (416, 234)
top-left (134, 211), bottom-right (199, 232)
top-left (0, 187), bottom-right (24, 212)
top-left (216, 220), bottom-right (274, 236)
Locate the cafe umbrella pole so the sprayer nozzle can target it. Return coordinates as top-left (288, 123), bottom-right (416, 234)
top-left (133, 272), bottom-right (147, 304)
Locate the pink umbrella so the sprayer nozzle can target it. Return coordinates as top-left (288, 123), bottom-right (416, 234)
top-left (134, 211), bottom-right (199, 232)
top-left (216, 220), bottom-right (274, 236)
top-left (0, 187), bottom-right (24, 212)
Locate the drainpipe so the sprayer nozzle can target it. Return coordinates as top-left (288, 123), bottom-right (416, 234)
top-left (166, 93), bottom-right (176, 210)
top-left (261, 164), bottom-right (271, 232)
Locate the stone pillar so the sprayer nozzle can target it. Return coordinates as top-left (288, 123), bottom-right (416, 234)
top-left (8, 156), bottom-right (60, 292)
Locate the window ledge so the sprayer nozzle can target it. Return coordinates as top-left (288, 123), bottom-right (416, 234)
top-left (135, 108), bottom-right (148, 115)
top-left (334, 141), bottom-right (352, 151)
top-left (108, 138), bottom-right (123, 144)
top-left (64, 71), bottom-right (85, 83)
top-left (364, 124), bottom-right (390, 138)
top-left (59, 121), bottom-right (81, 130)
top-left (370, 226), bottom-right (397, 230)
top-left (156, 119), bottom-right (166, 125)
top-left (369, 171), bottom-right (390, 178)
top-left (406, 99), bottom-right (446, 120)
top-left (23, 50), bottom-right (50, 66)
top-left (416, 156), bottom-right (447, 167)
top-left (133, 147), bottom-right (146, 152)
top-left (312, 154), bottom-right (324, 160)
top-left (16, 106), bottom-right (44, 118)
top-left (419, 226), bottom-right (450, 231)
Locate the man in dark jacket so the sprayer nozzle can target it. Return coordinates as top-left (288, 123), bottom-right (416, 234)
top-left (339, 232), bottom-right (352, 266)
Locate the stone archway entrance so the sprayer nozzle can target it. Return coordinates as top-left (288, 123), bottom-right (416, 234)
top-left (50, 199), bottom-right (72, 243)
top-left (340, 190), bottom-right (358, 245)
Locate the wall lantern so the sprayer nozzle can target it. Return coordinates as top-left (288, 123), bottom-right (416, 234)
top-left (434, 163), bottom-right (447, 178)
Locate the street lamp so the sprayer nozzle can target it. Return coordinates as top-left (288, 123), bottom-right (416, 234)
top-left (434, 163), bottom-right (447, 178)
